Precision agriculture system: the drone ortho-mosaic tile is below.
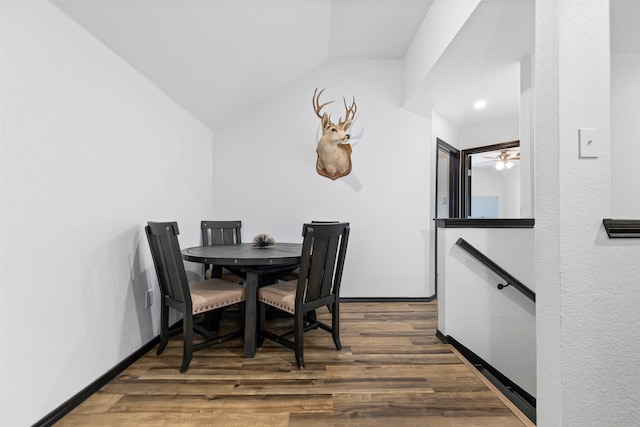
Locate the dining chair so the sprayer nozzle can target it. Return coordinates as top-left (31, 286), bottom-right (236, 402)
top-left (201, 220), bottom-right (245, 283)
top-left (146, 221), bottom-right (246, 373)
top-left (257, 222), bottom-right (350, 369)
top-left (277, 221), bottom-right (340, 283)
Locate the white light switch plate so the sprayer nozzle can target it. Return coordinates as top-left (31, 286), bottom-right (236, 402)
top-left (579, 128), bottom-right (598, 158)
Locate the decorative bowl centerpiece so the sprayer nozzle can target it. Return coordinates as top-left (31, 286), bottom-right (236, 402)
top-left (252, 233), bottom-right (276, 248)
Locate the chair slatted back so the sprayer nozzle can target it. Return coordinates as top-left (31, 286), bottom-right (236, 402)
top-left (297, 223), bottom-right (349, 306)
top-left (146, 222), bottom-right (192, 310)
top-left (201, 221), bottom-right (242, 246)
top-left (200, 221), bottom-right (242, 279)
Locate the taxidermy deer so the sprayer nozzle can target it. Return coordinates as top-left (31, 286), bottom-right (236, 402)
top-left (312, 87), bottom-right (357, 180)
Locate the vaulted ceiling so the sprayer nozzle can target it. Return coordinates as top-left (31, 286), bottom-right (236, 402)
top-left (52, 0), bottom-right (435, 130)
top-left (52, 0), bottom-right (638, 132)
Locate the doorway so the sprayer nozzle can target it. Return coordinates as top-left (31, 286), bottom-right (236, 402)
top-left (435, 138), bottom-right (460, 219)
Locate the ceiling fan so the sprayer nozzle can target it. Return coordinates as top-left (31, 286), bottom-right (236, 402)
top-left (482, 149), bottom-right (520, 170)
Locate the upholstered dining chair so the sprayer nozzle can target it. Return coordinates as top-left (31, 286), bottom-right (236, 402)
top-left (257, 222), bottom-right (350, 369)
top-left (146, 221), bottom-right (246, 373)
top-left (201, 220), bottom-right (245, 283)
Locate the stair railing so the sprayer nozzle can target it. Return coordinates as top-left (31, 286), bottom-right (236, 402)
top-left (455, 238), bottom-right (536, 302)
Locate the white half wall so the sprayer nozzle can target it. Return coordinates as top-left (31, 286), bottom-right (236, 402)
top-left (437, 226), bottom-right (536, 396)
top-left (0, 2), bottom-right (213, 425)
top-left (209, 59), bottom-right (433, 298)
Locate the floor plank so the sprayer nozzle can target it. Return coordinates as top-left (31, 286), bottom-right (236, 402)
top-left (56, 301), bottom-right (532, 426)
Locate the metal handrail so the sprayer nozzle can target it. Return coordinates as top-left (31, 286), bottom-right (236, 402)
top-left (455, 238), bottom-right (535, 302)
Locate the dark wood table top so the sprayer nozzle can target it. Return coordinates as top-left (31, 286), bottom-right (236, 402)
top-left (182, 242), bottom-right (302, 267)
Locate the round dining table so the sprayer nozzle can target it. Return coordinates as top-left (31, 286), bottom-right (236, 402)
top-left (182, 242), bottom-right (302, 357)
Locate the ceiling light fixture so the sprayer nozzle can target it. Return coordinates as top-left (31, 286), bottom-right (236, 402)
top-left (495, 150), bottom-right (515, 171)
top-left (474, 99), bottom-right (487, 109)
top-left (495, 160), bottom-right (514, 170)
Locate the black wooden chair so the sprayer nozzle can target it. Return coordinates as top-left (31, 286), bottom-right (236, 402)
top-left (277, 221), bottom-right (339, 283)
top-left (146, 221), bottom-right (245, 373)
top-left (257, 222), bottom-right (350, 369)
top-left (201, 220), bottom-right (245, 283)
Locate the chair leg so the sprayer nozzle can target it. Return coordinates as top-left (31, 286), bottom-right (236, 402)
top-left (180, 315), bottom-right (194, 373)
top-left (295, 311), bottom-right (305, 369)
top-left (331, 302), bottom-right (342, 350)
top-left (257, 303), bottom-right (265, 347)
top-left (203, 310), bottom-right (222, 332)
top-left (157, 302), bottom-right (169, 355)
top-left (240, 303), bottom-right (246, 343)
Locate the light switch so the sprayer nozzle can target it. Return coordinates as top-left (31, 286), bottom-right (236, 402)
top-left (579, 128), bottom-right (598, 158)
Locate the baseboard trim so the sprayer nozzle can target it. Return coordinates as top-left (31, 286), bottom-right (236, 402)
top-left (341, 296), bottom-right (435, 303)
top-left (33, 336), bottom-right (160, 427)
top-left (437, 330), bottom-right (536, 424)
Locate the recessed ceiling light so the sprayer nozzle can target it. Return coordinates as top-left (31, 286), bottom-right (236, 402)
top-left (474, 99), bottom-right (487, 109)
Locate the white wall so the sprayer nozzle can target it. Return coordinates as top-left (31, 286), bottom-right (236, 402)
top-left (471, 164), bottom-right (521, 218)
top-left (520, 54), bottom-right (535, 218)
top-left (458, 117), bottom-right (519, 149)
top-left (430, 112), bottom-right (459, 295)
top-left (611, 53), bottom-right (640, 218)
top-left (209, 59), bottom-right (432, 298)
top-left (535, 1), bottom-right (640, 426)
top-left (403, 0), bottom-right (481, 107)
top-left (432, 111), bottom-right (460, 150)
top-left (0, 2), bottom-right (213, 425)
top-left (437, 226), bottom-right (536, 396)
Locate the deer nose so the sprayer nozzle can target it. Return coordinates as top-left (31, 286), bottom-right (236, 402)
top-left (345, 134), bottom-right (350, 139)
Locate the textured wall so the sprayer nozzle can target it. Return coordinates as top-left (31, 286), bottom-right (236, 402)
top-left (535, 1), bottom-right (640, 426)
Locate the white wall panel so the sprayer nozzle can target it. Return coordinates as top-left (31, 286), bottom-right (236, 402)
top-left (0, 3), bottom-right (213, 425)
top-left (211, 59), bottom-right (432, 298)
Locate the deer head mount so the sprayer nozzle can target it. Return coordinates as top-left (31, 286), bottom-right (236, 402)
top-left (312, 87), bottom-right (357, 180)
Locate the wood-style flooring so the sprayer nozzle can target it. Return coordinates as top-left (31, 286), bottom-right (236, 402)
top-left (56, 302), bottom-right (534, 426)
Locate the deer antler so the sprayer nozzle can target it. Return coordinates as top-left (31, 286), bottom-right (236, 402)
top-left (312, 87), bottom-right (334, 120)
top-left (339, 96), bottom-right (357, 126)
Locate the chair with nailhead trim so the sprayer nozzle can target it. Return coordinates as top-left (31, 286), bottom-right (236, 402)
top-left (146, 221), bottom-right (245, 373)
top-left (257, 222), bottom-right (349, 369)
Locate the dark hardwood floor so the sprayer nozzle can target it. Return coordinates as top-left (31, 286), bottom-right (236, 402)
top-left (56, 302), bottom-right (533, 426)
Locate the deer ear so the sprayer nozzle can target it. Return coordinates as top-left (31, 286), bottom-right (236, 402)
top-left (322, 114), bottom-right (330, 128)
top-left (343, 120), bottom-right (352, 131)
